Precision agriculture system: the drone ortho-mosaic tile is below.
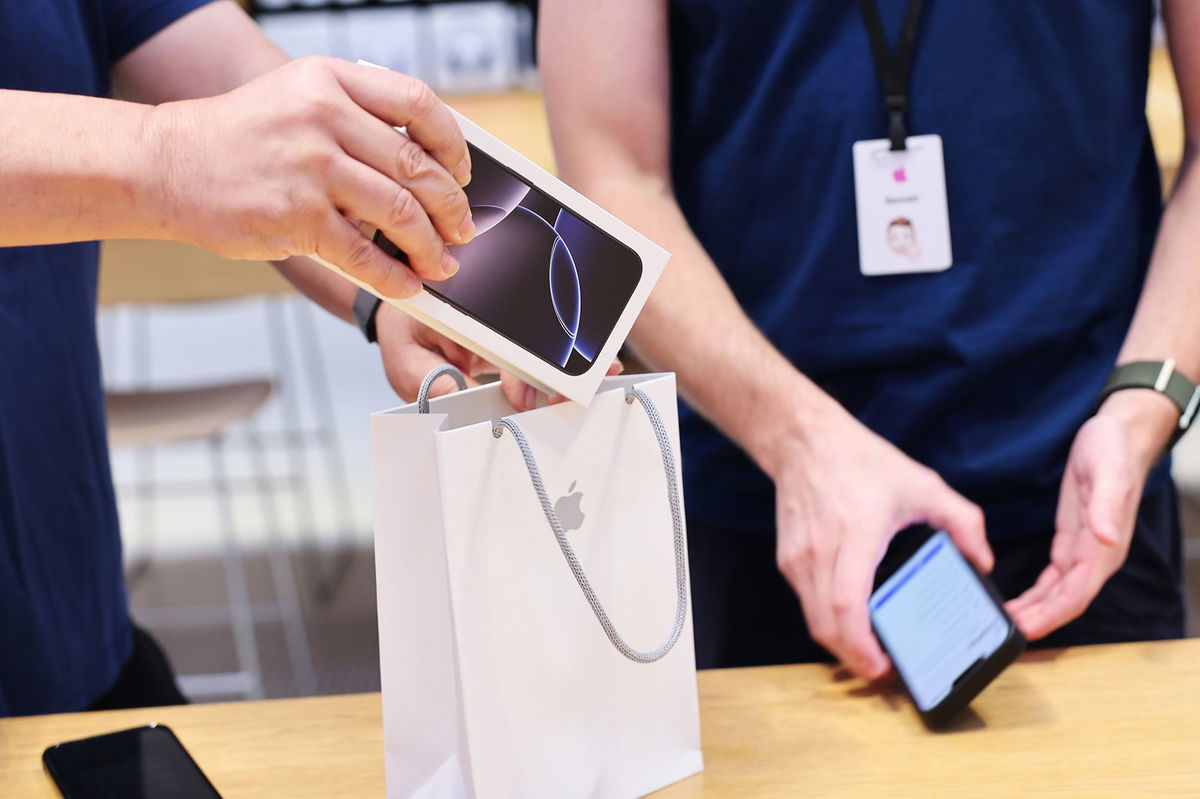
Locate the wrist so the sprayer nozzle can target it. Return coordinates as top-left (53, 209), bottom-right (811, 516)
top-left (1095, 389), bottom-right (1179, 470)
top-left (374, 301), bottom-right (409, 346)
top-left (138, 101), bottom-right (194, 243)
top-left (746, 374), bottom-right (850, 481)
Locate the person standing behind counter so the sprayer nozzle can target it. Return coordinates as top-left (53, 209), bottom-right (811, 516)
top-left (533, 0), bottom-right (1200, 675)
top-left (0, 0), bottom-right (486, 716)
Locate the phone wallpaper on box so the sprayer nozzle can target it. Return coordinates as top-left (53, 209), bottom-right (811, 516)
top-left (377, 143), bottom-right (643, 376)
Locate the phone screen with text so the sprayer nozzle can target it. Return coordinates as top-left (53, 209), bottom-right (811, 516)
top-left (869, 531), bottom-right (1010, 712)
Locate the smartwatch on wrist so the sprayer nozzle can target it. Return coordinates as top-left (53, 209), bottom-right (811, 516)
top-left (1096, 359), bottom-right (1200, 450)
top-left (353, 288), bottom-right (384, 344)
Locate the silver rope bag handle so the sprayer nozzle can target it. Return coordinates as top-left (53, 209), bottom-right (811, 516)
top-left (417, 363), bottom-right (469, 413)
top-left (416, 364), bottom-right (688, 664)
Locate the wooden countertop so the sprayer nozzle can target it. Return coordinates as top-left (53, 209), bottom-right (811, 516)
top-left (2, 639), bottom-right (1197, 798)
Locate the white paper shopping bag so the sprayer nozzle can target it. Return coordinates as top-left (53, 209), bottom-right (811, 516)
top-left (371, 367), bottom-right (703, 799)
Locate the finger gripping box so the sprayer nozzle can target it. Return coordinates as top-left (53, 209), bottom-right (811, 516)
top-left (316, 65), bottom-right (669, 405)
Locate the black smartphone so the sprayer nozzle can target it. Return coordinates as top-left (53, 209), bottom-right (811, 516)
top-left (43, 724), bottom-right (222, 799)
top-left (869, 526), bottom-right (1025, 727)
top-left (374, 141), bottom-right (645, 377)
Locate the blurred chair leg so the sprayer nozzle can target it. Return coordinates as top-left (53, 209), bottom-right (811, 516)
top-left (264, 298), bottom-right (356, 605)
top-left (246, 424), bottom-right (319, 697)
top-left (124, 447), bottom-right (158, 588)
top-left (292, 300), bottom-right (358, 602)
top-left (264, 299), bottom-right (325, 599)
top-left (124, 306), bottom-right (160, 589)
top-left (208, 436), bottom-right (265, 701)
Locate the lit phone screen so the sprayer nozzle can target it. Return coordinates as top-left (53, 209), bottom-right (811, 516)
top-left (869, 531), bottom-right (1009, 711)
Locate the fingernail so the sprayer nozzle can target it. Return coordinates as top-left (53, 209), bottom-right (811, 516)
top-left (524, 386), bottom-right (537, 410)
top-left (454, 157), bottom-right (472, 187)
top-left (441, 249), bottom-right (460, 277)
top-left (404, 273), bottom-right (423, 296)
top-left (458, 213), bottom-right (476, 244)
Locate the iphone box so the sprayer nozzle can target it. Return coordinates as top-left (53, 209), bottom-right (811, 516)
top-left (312, 64), bottom-right (669, 404)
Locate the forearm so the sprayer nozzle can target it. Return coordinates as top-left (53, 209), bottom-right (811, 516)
top-left (1102, 148), bottom-right (1200, 460)
top-left (539, 0), bottom-right (856, 475)
top-left (1106, 0), bottom-right (1200, 461)
top-left (1119, 151), bottom-right (1200, 370)
top-left (582, 174), bottom-right (847, 476)
top-left (0, 91), bottom-right (169, 246)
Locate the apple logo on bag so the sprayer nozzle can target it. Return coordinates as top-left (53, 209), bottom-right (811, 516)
top-left (554, 481), bottom-right (586, 532)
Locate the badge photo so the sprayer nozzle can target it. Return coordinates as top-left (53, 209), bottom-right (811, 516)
top-left (852, 133), bottom-right (953, 276)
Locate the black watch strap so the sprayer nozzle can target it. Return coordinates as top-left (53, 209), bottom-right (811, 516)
top-left (353, 288), bottom-right (384, 344)
top-left (1097, 359), bottom-right (1200, 449)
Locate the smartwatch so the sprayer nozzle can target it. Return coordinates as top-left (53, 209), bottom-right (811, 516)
top-left (353, 288), bottom-right (384, 344)
top-left (1096, 359), bottom-right (1200, 450)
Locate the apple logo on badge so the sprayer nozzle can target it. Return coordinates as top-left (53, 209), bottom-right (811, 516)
top-left (892, 166), bottom-right (907, 183)
top-left (555, 481), bottom-right (586, 532)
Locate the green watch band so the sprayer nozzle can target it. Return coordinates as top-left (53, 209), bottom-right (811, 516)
top-left (1097, 359), bottom-right (1200, 450)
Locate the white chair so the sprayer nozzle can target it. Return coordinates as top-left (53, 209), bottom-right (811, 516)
top-left (100, 240), bottom-right (336, 700)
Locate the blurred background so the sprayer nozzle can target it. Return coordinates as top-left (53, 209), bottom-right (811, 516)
top-left (101, 4), bottom-right (1199, 703)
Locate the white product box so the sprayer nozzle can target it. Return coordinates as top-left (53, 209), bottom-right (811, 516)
top-left (314, 69), bottom-right (669, 405)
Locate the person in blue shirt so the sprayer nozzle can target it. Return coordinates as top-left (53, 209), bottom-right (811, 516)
top-left (0, 0), bottom-right (484, 716)
top-left (506, 1), bottom-right (1200, 674)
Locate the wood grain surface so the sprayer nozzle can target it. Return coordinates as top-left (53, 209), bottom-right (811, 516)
top-left (2, 640), bottom-right (1197, 798)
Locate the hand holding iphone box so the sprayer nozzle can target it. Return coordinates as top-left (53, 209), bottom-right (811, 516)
top-left (315, 63), bottom-right (669, 404)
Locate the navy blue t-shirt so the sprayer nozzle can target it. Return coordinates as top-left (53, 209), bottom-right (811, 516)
top-left (669, 1), bottom-right (1164, 537)
top-left (0, 0), bottom-right (208, 716)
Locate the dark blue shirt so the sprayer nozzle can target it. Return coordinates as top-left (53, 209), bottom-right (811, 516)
top-left (0, 0), bottom-right (208, 716)
top-left (669, 1), bottom-right (1164, 537)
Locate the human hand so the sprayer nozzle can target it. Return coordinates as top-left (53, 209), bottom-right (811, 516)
top-left (376, 303), bottom-right (487, 400)
top-left (376, 303), bottom-right (624, 405)
top-left (147, 56), bottom-right (474, 299)
top-left (1007, 391), bottom-right (1177, 639)
top-left (498, 360), bottom-right (625, 412)
top-left (769, 403), bottom-right (993, 679)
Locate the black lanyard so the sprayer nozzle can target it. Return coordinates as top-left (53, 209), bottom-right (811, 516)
top-left (856, 0), bottom-right (927, 151)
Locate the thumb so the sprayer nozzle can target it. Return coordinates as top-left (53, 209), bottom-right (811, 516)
top-left (920, 479), bottom-right (993, 573)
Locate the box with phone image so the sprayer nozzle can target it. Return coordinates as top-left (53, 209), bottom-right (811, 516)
top-left (373, 137), bottom-right (647, 384)
top-left (320, 62), bottom-right (668, 404)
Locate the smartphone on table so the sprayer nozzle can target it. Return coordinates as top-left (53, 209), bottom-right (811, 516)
top-left (869, 526), bottom-right (1025, 727)
top-left (43, 723), bottom-right (222, 798)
